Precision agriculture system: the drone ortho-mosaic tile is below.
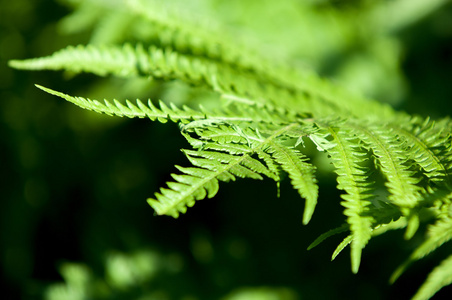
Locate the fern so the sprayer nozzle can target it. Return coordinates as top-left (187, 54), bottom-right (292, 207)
top-left (391, 215), bottom-right (452, 284)
top-left (265, 141), bottom-right (318, 224)
top-left (325, 126), bottom-right (374, 273)
top-left (412, 254), bottom-right (452, 300)
top-left (8, 1), bottom-right (452, 299)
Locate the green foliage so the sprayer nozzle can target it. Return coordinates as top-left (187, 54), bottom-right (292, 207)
top-left (7, 0), bottom-right (452, 299)
top-left (44, 249), bottom-right (298, 300)
top-left (45, 250), bottom-right (180, 300)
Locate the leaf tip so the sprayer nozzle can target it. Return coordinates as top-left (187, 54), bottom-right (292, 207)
top-left (351, 261), bottom-right (360, 274)
top-left (8, 59), bottom-right (21, 69)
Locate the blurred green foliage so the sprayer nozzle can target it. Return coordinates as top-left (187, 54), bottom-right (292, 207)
top-left (1, 0), bottom-right (452, 299)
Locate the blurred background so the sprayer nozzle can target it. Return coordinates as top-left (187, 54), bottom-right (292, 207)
top-left (1, 0), bottom-right (452, 299)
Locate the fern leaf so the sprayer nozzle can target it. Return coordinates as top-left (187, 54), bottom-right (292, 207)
top-left (10, 43), bottom-right (401, 120)
top-left (148, 164), bottom-right (221, 217)
top-left (327, 127), bottom-right (375, 273)
top-left (9, 44), bottom-right (142, 77)
top-left (34, 85), bottom-right (205, 123)
top-left (267, 142), bottom-right (318, 224)
top-left (8, 2), bottom-right (452, 298)
top-left (332, 235), bottom-right (353, 261)
top-left (371, 215), bottom-right (407, 237)
top-left (350, 122), bottom-right (426, 239)
top-left (8, 44), bottom-right (218, 89)
top-left (391, 117), bottom-right (452, 186)
top-left (307, 224), bottom-right (349, 250)
top-left (390, 216), bottom-right (452, 283)
top-left (374, 124), bottom-right (433, 238)
top-left (148, 145), bottom-right (279, 217)
top-left (355, 124), bottom-right (423, 209)
top-left (368, 200), bottom-right (403, 228)
top-left (150, 122), bottom-right (321, 219)
top-left (34, 85), bottom-right (278, 126)
top-left (412, 254), bottom-right (452, 300)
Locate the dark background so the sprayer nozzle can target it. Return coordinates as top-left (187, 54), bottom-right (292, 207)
top-left (1, 0), bottom-right (452, 299)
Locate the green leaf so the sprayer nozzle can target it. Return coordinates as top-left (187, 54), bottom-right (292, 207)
top-left (391, 217), bottom-right (452, 283)
top-left (412, 254), bottom-right (452, 300)
top-left (327, 127), bottom-right (374, 273)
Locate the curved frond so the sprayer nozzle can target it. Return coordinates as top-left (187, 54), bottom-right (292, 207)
top-left (326, 127), bottom-right (375, 273)
top-left (391, 117), bottom-right (452, 186)
top-left (34, 85), bottom-right (297, 128)
top-left (351, 122), bottom-right (427, 239)
top-left (307, 224), bottom-right (349, 250)
top-left (10, 43), bottom-right (400, 120)
top-left (412, 254), bottom-right (452, 300)
top-left (9, 44), bottom-right (142, 77)
top-left (332, 235), bottom-right (353, 261)
top-left (35, 84), bottom-right (203, 123)
top-left (267, 142), bottom-right (318, 224)
top-left (149, 122), bottom-right (320, 219)
top-left (148, 149), bottom-right (270, 217)
top-left (354, 124), bottom-right (423, 209)
top-left (7, 2), bottom-right (452, 298)
top-left (390, 216), bottom-right (452, 283)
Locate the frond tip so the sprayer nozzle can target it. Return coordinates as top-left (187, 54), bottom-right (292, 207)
top-left (412, 254), bottom-right (452, 300)
top-left (390, 217), bottom-right (452, 284)
top-left (147, 146), bottom-right (279, 218)
top-left (148, 165), bottom-right (221, 218)
top-left (34, 84), bottom-right (206, 123)
top-left (267, 142), bottom-right (318, 224)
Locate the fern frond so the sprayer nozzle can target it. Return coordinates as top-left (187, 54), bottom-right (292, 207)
top-left (349, 122), bottom-right (426, 241)
top-left (34, 85), bottom-right (290, 127)
top-left (9, 44), bottom-right (227, 90)
top-left (149, 122), bottom-right (321, 220)
top-left (9, 44), bottom-right (143, 77)
top-left (307, 224), bottom-right (349, 250)
top-left (10, 43), bottom-right (402, 121)
top-left (332, 235), bottom-right (353, 261)
top-left (354, 124), bottom-right (422, 208)
top-left (412, 254), bottom-right (452, 300)
top-left (8, 1), bottom-right (452, 299)
top-left (148, 163), bottom-right (222, 218)
top-left (34, 85), bottom-right (204, 123)
top-left (391, 117), bottom-right (452, 186)
top-left (148, 145), bottom-right (278, 217)
top-left (149, 147), bottom-right (271, 217)
top-left (390, 216), bottom-right (452, 283)
top-left (266, 142), bottom-right (318, 224)
top-left (31, 86), bottom-right (318, 218)
top-left (371, 216), bottom-right (407, 237)
top-left (9, 44), bottom-right (296, 112)
top-left (326, 127), bottom-right (375, 273)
